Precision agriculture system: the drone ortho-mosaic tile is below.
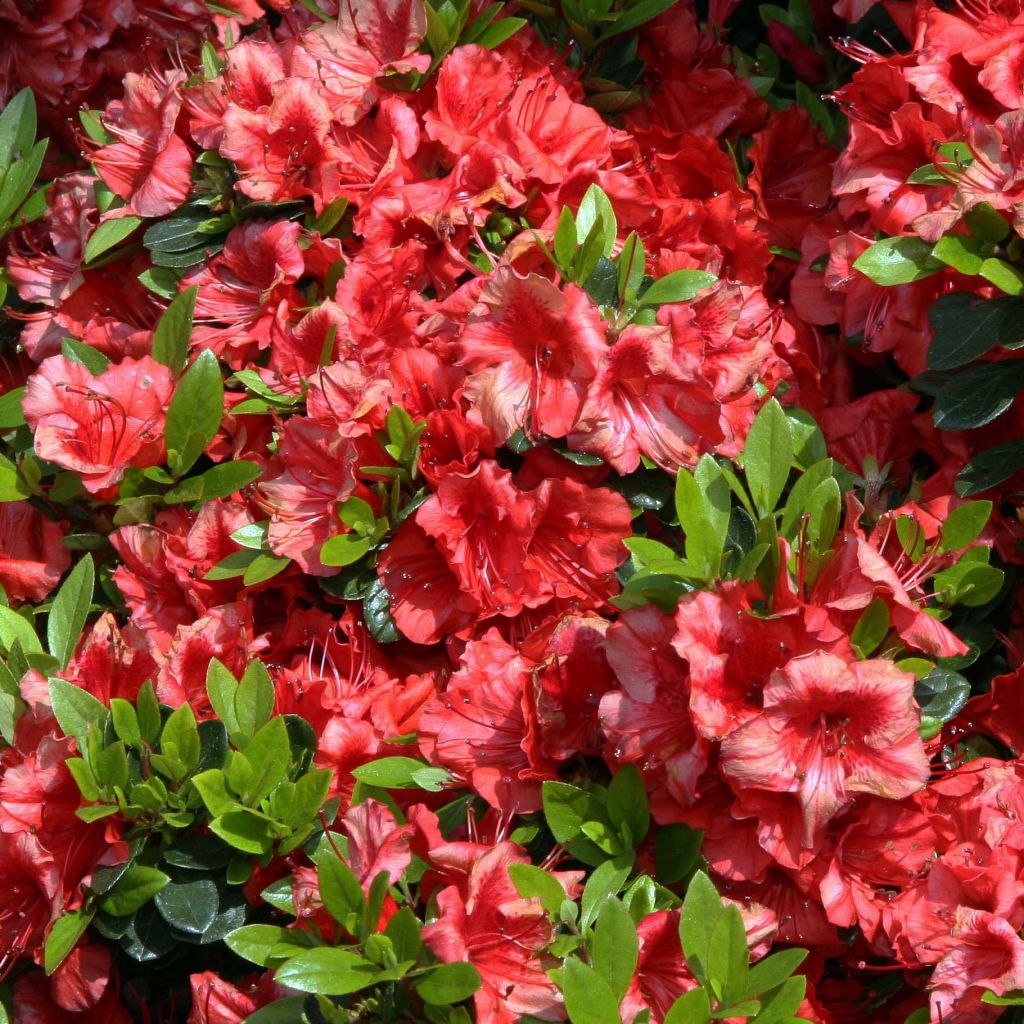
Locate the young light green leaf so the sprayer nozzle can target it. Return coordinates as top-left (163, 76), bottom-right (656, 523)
top-left (938, 500), bottom-right (992, 553)
top-left (47, 554), bottom-right (94, 668)
top-left (43, 907), bottom-right (94, 975)
top-left (576, 184), bottom-right (617, 259)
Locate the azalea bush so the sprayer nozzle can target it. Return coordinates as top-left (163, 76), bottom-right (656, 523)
top-left (5, 0), bottom-right (1024, 1021)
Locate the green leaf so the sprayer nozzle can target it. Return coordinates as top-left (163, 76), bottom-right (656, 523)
top-left (579, 855), bottom-right (633, 930)
top-left (927, 292), bottom-right (1009, 370)
top-left (234, 660), bottom-right (275, 740)
top-left (639, 269), bottom-right (716, 306)
top-left (753, 974), bottom-right (807, 1024)
top-left (561, 958), bottom-right (621, 1024)
top-left (0, 388), bottom-right (25, 429)
top-left (165, 350), bottom-right (224, 476)
top-left (743, 399), bottom-right (793, 517)
top-left (606, 764), bottom-right (649, 848)
top-left (165, 460), bottom-right (261, 505)
top-left (655, 823), bottom-right (703, 885)
top-left (351, 756), bottom-right (451, 790)
top-left (98, 865), bottom-right (170, 916)
top-left (956, 440), bottom-right (1024, 496)
top-left (576, 184), bottom-right (618, 259)
top-left (225, 925), bottom-right (314, 967)
top-left (364, 577), bottom-right (400, 643)
top-left (543, 781), bottom-right (603, 844)
top-left (509, 863), bottom-right (567, 916)
top-left (154, 877), bottom-right (218, 934)
top-left (161, 701), bottom-right (201, 771)
top-left (850, 597), bottom-right (890, 659)
top-left (83, 216), bottom-right (143, 264)
top-left (473, 15), bottom-right (526, 47)
top-left (591, 898), bottom-right (638, 1001)
top-left (554, 205), bottom-right (578, 271)
top-left (61, 337), bottom-right (111, 375)
top-left (210, 808), bottom-right (274, 855)
top-left (931, 234), bottom-right (985, 276)
top-left (914, 666), bottom-right (970, 724)
top-left (932, 359), bottom-right (1024, 429)
top-left (153, 286), bottom-right (198, 374)
top-left (939, 500), bottom-right (991, 552)
top-left (49, 677), bottom-right (107, 745)
top-left (320, 532), bottom-right (372, 567)
top-left (707, 902), bottom-right (749, 1004)
top-left (47, 554), bottom-right (94, 668)
top-left (415, 962), bottom-right (482, 1005)
top-left (602, 0), bottom-right (678, 38)
top-left (0, 88), bottom-right (37, 175)
top-left (206, 659), bottom-right (240, 736)
top-left (0, 606), bottom-right (41, 654)
top-left (239, 998), bottom-right (309, 1024)
top-left (679, 871), bottom-right (725, 989)
top-left (853, 235), bottom-right (943, 285)
top-left (319, 854), bottom-right (365, 930)
top-left (273, 948), bottom-right (378, 996)
top-left (745, 948), bottom-right (807, 997)
top-left (663, 987), bottom-right (711, 1024)
top-left (44, 907), bottom-right (94, 975)
top-left (616, 231), bottom-right (646, 302)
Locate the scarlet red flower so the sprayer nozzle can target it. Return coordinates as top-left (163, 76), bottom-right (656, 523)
top-left (0, 501), bottom-right (70, 603)
top-left (457, 269), bottom-right (607, 443)
top-left (418, 629), bottom-right (556, 812)
top-left (90, 70), bottom-right (194, 217)
top-left (721, 653), bottom-right (930, 848)
top-left (422, 842), bottom-right (564, 1024)
top-left (23, 355), bottom-right (174, 493)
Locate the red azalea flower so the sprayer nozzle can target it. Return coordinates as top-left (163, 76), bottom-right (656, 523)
top-left (422, 843), bottom-right (564, 1024)
top-left (0, 501), bottom-right (70, 603)
top-left (418, 629), bottom-right (556, 812)
top-left (721, 652), bottom-right (930, 848)
top-left (90, 70), bottom-right (194, 218)
top-left (457, 269), bottom-right (607, 443)
top-left (22, 355), bottom-right (174, 493)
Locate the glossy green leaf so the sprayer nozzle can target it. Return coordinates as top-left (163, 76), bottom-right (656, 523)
top-left (415, 962), bottom-right (482, 1006)
top-left (165, 350), bottom-right (224, 476)
top-left (853, 235), bottom-right (942, 285)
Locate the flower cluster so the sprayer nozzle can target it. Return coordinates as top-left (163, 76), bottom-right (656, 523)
top-left (1, 1), bottom-right (1024, 1023)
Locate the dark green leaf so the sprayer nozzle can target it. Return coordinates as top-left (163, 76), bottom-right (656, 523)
top-left (933, 359), bottom-right (1024, 430)
top-left (850, 597), bottom-right (890, 659)
top-left (956, 440), bottom-right (1024, 496)
top-left (154, 878), bottom-right (218, 934)
top-left (655, 824), bottom-right (703, 885)
top-left (914, 667), bottom-right (970, 723)
top-left (143, 216), bottom-right (208, 252)
top-left (364, 577), bottom-right (400, 643)
top-left (927, 292), bottom-right (1009, 370)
